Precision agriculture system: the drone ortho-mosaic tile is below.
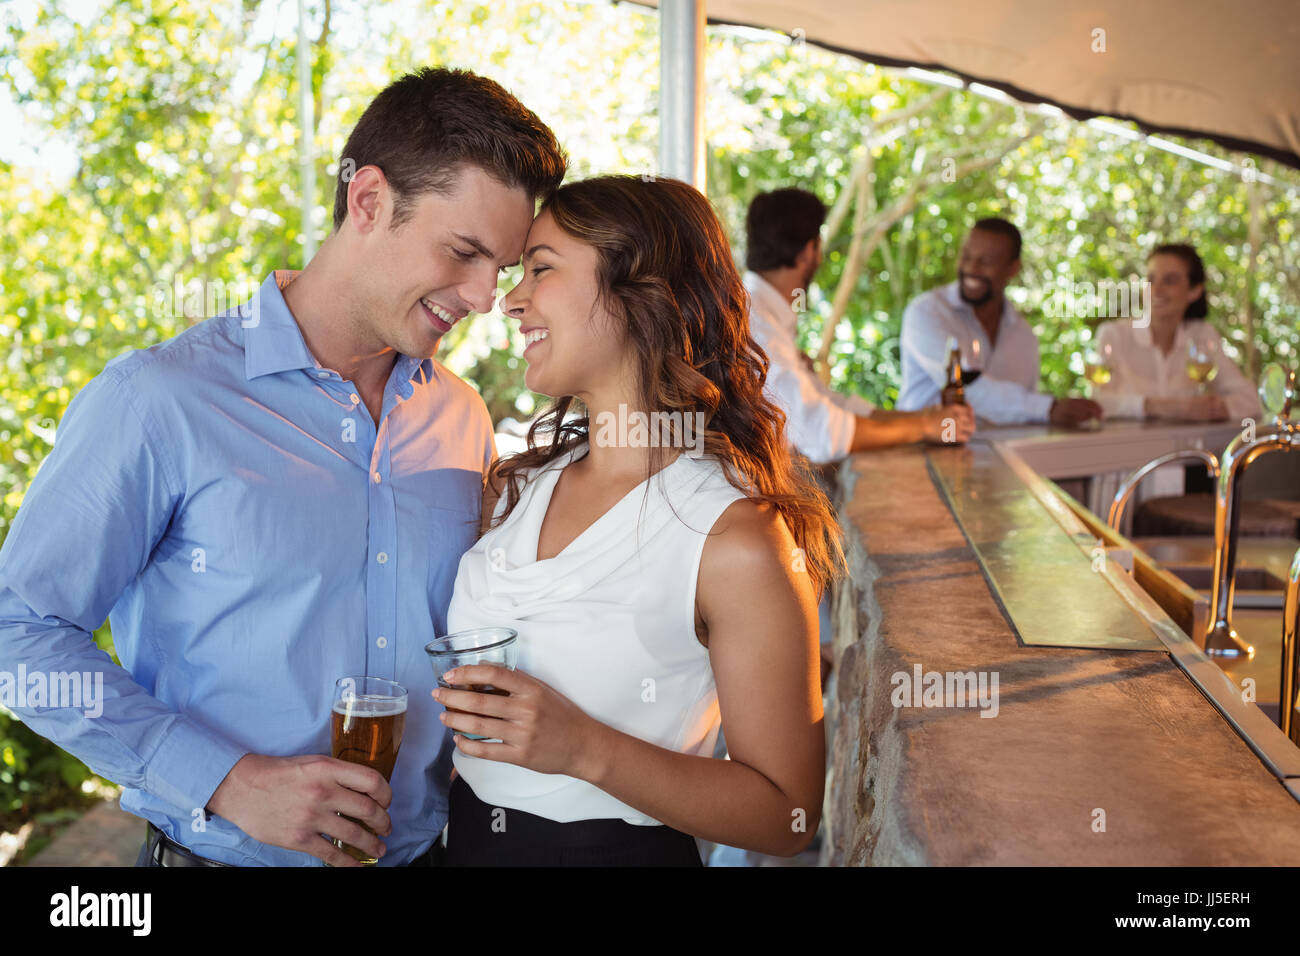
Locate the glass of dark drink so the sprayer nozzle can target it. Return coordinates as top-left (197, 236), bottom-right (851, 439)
top-left (330, 676), bottom-right (407, 865)
top-left (961, 336), bottom-right (984, 387)
top-left (424, 627), bottom-right (518, 741)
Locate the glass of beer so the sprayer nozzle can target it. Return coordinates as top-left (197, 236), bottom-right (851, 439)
top-left (424, 628), bottom-right (518, 741)
top-left (1083, 342), bottom-right (1114, 390)
top-left (330, 676), bottom-right (407, 865)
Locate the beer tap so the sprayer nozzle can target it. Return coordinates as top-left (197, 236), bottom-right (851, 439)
top-left (1205, 365), bottom-right (1298, 657)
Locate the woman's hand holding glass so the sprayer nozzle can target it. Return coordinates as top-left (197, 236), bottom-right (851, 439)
top-left (432, 664), bottom-right (606, 780)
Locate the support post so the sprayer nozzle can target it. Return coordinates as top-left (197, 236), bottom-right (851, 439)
top-left (658, 0), bottom-right (705, 189)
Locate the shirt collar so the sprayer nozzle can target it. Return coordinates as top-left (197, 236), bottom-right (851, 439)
top-left (243, 271), bottom-right (322, 381)
top-left (395, 353), bottom-right (437, 395)
top-left (1140, 320), bottom-right (1198, 362)
top-left (243, 270), bottom-right (435, 388)
top-left (743, 270), bottom-right (797, 338)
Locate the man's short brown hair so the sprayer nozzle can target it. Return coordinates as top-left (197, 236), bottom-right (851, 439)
top-left (332, 67), bottom-right (568, 230)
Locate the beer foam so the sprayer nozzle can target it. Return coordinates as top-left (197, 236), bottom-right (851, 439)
top-left (333, 696), bottom-right (407, 717)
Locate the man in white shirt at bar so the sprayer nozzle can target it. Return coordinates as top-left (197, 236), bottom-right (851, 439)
top-left (898, 218), bottom-right (1102, 427)
top-left (709, 188), bottom-right (971, 868)
top-left (742, 188), bottom-right (973, 462)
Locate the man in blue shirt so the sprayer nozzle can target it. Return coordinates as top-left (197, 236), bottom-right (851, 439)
top-left (0, 68), bottom-right (566, 866)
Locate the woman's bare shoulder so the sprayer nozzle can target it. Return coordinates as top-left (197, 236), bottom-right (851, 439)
top-left (699, 498), bottom-right (802, 588)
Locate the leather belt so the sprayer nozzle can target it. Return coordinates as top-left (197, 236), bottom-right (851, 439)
top-left (145, 823), bottom-right (233, 867)
top-left (144, 822), bottom-right (443, 866)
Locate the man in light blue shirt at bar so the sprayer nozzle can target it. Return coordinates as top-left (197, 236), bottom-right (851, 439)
top-left (0, 68), bottom-right (566, 866)
top-left (897, 218), bottom-right (1101, 427)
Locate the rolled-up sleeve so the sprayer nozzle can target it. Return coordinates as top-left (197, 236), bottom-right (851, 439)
top-left (898, 298), bottom-right (948, 411)
top-left (0, 367), bottom-right (247, 812)
top-left (965, 374), bottom-right (1055, 425)
top-left (761, 346), bottom-right (860, 464)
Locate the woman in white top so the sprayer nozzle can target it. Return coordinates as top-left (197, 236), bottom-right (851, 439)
top-left (1094, 244), bottom-right (1261, 423)
top-left (433, 175), bottom-right (843, 865)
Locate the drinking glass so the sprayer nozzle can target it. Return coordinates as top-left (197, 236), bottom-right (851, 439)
top-left (961, 337), bottom-right (984, 387)
top-left (1187, 340), bottom-right (1219, 394)
top-left (1084, 341), bottom-right (1114, 391)
top-left (330, 676), bottom-right (407, 865)
top-left (425, 628), bottom-right (518, 741)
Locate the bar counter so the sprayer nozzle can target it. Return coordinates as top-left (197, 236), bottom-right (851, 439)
top-left (822, 424), bottom-right (1300, 865)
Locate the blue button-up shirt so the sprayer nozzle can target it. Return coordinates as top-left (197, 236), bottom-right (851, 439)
top-left (0, 271), bottom-right (493, 865)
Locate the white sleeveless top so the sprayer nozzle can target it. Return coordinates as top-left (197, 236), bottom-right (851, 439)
top-left (446, 441), bottom-right (747, 825)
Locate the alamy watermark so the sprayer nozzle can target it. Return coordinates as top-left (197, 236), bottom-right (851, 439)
top-left (0, 666), bottom-right (105, 717)
top-left (890, 663), bottom-right (999, 717)
top-left (592, 404), bottom-right (707, 457)
top-left (150, 274), bottom-right (261, 328)
top-left (49, 886), bottom-right (150, 935)
top-left (1041, 274), bottom-right (1150, 324)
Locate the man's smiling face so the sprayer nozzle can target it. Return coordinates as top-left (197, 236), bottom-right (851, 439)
top-left (956, 228), bottom-right (1019, 306)
top-left (358, 164), bottom-right (535, 359)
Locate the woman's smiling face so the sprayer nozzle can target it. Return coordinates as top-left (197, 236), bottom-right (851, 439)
top-left (1146, 252), bottom-right (1204, 326)
top-left (502, 209), bottom-right (632, 400)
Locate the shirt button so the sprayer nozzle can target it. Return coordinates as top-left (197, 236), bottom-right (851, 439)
top-left (316, 371), bottom-right (330, 379)
top-left (376, 636), bottom-right (388, 649)
top-left (376, 551), bottom-right (388, 564)
top-left (350, 393), bottom-right (360, 405)
top-left (372, 471), bottom-right (382, 484)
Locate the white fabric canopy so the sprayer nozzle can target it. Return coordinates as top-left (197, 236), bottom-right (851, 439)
top-left (635, 0), bottom-right (1300, 168)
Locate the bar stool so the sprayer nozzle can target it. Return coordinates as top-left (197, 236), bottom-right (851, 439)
top-left (1134, 493), bottom-right (1299, 538)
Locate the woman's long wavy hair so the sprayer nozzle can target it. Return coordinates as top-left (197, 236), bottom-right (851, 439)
top-left (490, 175), bottom-right (845, 596)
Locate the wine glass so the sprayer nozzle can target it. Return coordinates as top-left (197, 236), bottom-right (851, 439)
top-left (961, 337), bottom-right (983, 387)
top-left (1186, 340), bottom-right (1219, 395)
top-left (1083, 341), bottom-right (1114, 392)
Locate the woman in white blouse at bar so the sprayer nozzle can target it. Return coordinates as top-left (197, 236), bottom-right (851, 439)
top-left (435, 175), bottom-right (841, 866)
top-left (1093, 244), bottom-right (1261, 423)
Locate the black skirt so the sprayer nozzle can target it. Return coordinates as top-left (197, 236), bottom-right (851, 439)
top-left (444, 775), bottom-right (704, 867)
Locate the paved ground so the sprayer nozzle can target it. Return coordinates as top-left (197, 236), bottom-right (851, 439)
top-left (26, 795), bottom-right (143, 867)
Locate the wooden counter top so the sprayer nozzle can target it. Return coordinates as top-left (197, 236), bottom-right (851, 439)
top-left (822, 441), bottom-right (1300, 866)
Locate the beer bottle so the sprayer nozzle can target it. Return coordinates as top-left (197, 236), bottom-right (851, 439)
top-left (941, 336), bottom-right (966, 406)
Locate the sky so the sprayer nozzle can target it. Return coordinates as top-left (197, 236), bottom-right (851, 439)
top-left (0, 0), bottom-right (101, 180)
top-left (0, 0), bottom-right (285, 183)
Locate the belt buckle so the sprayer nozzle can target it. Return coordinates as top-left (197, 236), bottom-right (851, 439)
top-left (147, 823), bottom-right (170, 866)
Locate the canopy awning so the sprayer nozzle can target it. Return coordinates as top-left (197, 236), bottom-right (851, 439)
top-left (635, 0), bottom-right (1300, 169)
